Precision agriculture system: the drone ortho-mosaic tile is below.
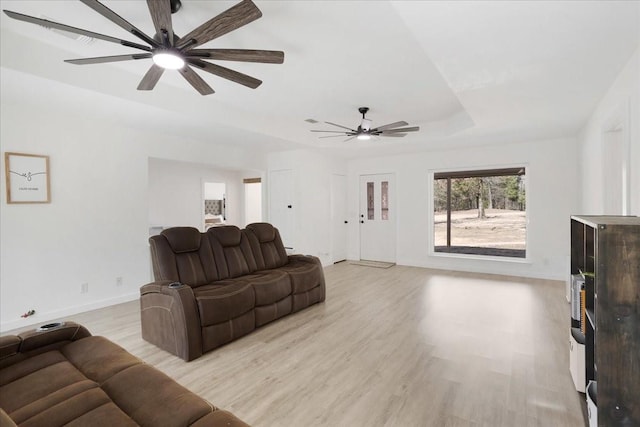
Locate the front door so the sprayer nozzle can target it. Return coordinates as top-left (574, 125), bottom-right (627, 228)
top-left (359, 173), bottom-right (395, 262)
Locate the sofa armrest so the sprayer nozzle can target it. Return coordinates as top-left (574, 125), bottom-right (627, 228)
top-left (0, 321), bottom-right (91, 369)
top-left (140, 281), bottom-right (203, 361)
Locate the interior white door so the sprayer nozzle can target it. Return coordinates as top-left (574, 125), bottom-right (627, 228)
top-left (269, 169), bottom-right (295, 249)
top-left (359, 173), bottom-right (395, 262)
top-left (331, 174), bottom-right (347, 263)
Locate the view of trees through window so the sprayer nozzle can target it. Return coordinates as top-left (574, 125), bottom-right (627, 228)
top-left (434, 168), bottom-right (526, 258)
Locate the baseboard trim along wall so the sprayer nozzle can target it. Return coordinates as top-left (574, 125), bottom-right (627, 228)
top-left (0, 292), bottom-right (139, 333)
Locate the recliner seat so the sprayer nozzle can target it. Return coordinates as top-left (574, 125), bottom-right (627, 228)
top-left (141, 223), bottom-right (325, 361)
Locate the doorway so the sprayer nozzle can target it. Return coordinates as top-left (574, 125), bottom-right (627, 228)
top-left (203, 181), bottom-right (225, 230)
top-left (331, 174), bottom-right (347, 263)
top-left (359, 173), bottom-right (396, 262)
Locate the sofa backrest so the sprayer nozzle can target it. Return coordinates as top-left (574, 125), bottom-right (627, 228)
top-left (149, 227), bottom-right (220, 287)
top-left (245, 223), bottom-right (289, 270)
top-left (206, 226), bottom-right (258, 279)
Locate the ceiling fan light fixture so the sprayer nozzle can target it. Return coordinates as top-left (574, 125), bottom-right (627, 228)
top-left (152, 51), bottom-right (185, 69)
top-left (357, 133), bottom-right (371, 141)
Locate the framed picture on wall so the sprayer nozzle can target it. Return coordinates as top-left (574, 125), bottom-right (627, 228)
top-left (4, 152), bottom-right (50, 204)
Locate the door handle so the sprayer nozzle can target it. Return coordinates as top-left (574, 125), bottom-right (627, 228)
top-left (344, 220), bottom-right (348, 224)
top-left (287, 205), bottom-right (292, 208)
top-left (360, 220), bottom-right (364, 224)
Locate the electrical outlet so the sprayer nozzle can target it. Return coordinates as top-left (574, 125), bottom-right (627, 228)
top-left (80, 283), bottom-right (89, 294)
top-left (116, 276), bottom-right (123, 287)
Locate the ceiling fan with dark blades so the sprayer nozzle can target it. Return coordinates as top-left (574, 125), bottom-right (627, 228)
top-left (3, 0), bottom-right (284, 95)
top-left (311, 107), bottom-right (419, 141)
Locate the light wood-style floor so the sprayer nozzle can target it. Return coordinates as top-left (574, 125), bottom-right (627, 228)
top-left (9, 263), bottom-right (586, 426)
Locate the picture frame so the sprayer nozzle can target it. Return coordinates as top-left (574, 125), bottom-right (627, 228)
top-left (4, 152), bottom-right (51, 204)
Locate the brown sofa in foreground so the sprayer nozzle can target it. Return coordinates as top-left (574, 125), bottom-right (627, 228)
top-left (142, 222), bottom-right (326, 361)
top-left (0, 322), bottom-right (248, 427)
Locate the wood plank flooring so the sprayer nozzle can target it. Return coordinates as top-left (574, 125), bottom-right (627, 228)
top-left (6, 264), bottom-right (585, 426)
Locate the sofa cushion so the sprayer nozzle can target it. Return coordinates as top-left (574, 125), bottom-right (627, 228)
top-left (0, 350), bottom-right (67, 387)
top-left (102, 364), bottom-right (213, 427)
top-left (209, 226), bottom-right (242, 247)
top-left (161, 227), bottom-right (202, 253)
top-left (61, 336), bottom-right (141, 384)
top-left (64, 401), bottom-right (138, 427)
top-left (0, 352), bottom-right (90, 414)
top-left (150, 229), bottom-right (219, 287)
top-left (247, 222), bottom-right (276, 242)
top-left (245, 223), bottom-right (288, 269)
top-left (245, 270), bottom-right (291, 306)
top-left (193, 281), bottom-right (255, 326)
top-left (9, 379), bottom-right (99, 425)
top-left (15, 387), bottom-right (135, 427)
top-left (207, 226), bottom-right (258, 279)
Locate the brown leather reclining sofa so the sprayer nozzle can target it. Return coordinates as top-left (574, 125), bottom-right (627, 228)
top-left (141, 222), bottom-right (326, 361)
top-left (0, 322), bottom-right (248, 426)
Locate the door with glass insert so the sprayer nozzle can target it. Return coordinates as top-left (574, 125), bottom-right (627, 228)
top-left (359, 173), bottom-right (395, 262)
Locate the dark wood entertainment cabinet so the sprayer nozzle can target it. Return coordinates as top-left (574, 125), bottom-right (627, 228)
top-left (570, 215), bottom-right (640, 426)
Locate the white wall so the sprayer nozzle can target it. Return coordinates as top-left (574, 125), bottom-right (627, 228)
top-left (578, 48), bottom-right (639, 215)
top-left (267, 150), bottom-right (347, 266)
top-left (204, 182), bottom-right (226, 201)
top-left (149, 158), bottom-right (248, 230)
top-left (267, 139), bottom-right (578, 280)
top-left (0, 102), bottom-right (266, 331)
top-left (346, 138), bottom-right (579, 280)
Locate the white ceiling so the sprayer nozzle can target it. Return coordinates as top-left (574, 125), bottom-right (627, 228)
top-left (1, 0), bottom-right (639, 158)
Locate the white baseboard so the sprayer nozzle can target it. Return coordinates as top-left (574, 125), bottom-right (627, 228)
top-left (1, 292), bottom-right (138, 334)
top-left (397, 258), bottom-right (565, 281)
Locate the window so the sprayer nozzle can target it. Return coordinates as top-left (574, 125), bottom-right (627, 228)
top-left (381, 181), bottom-right (389, 220)
top-left (367, 181), bottom-right (374, 219)
top-left (433, 167), bottom-right (526, 258)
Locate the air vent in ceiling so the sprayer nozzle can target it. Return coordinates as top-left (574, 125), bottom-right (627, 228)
top-left (40, 15), bottom-right (95, 45)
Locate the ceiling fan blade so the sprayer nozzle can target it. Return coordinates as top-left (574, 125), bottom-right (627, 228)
top-left (325, 122), bottom-right (356, 132)
top-left (179, 65), bottom-right (215, 95)
top-left (381, 126), bottom-right (420, 133)
top-left (79, 0), bottom-right (158, 47)
top-left (3, 10), bottom-right (151, 52)
top-left (146, 0), bottom-right (174, 46)
top-left (175, 0), bottom-right (262, 51)
top-left (186, 49), bottom-right (284, 64)
top-left (65, 53), bottom-right (152, 65)
top-left (188, 59), bottom-right (261, 89)
top-left (371, 121), bottom-right (409, 132)
top-left (137, 64), bottom-right (165, 90)
top-left (344, 137), bottom-right (357, 142)
top-left (380, 133), bottom-right (407, 137)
